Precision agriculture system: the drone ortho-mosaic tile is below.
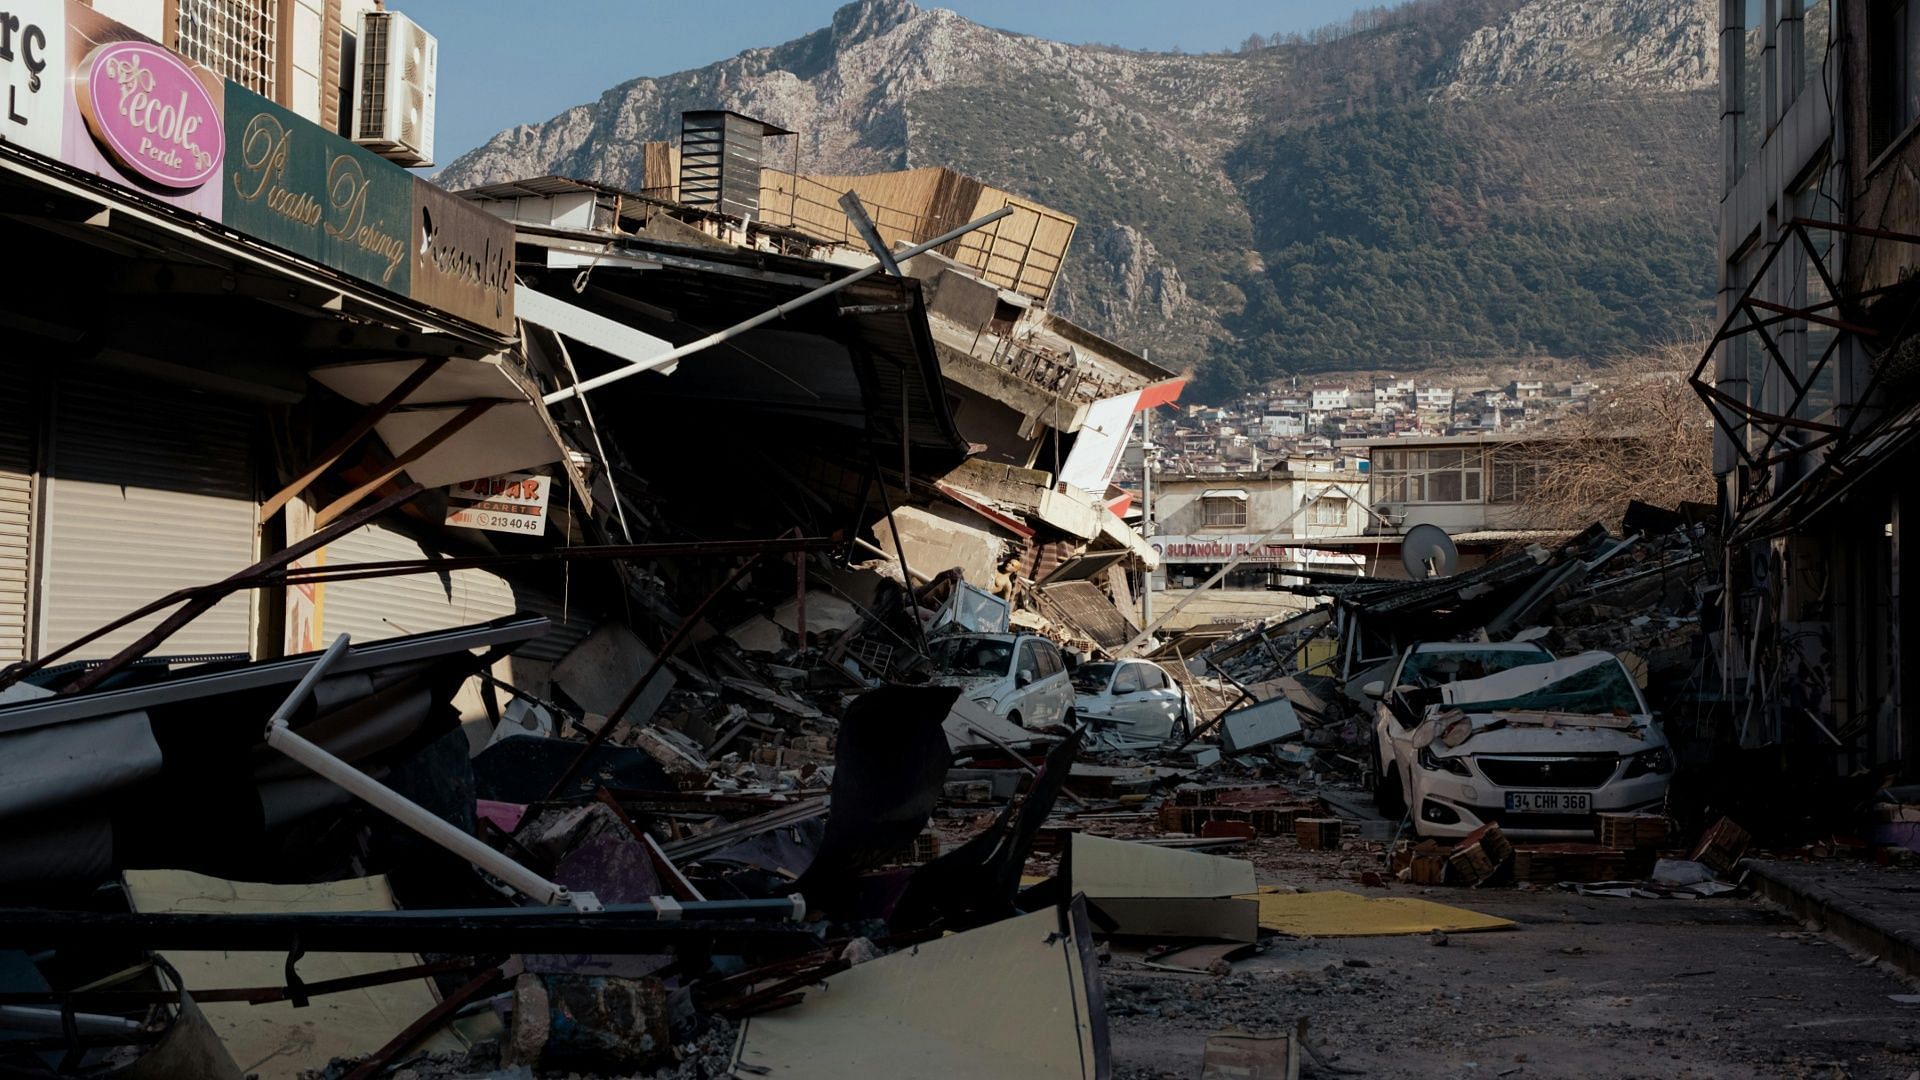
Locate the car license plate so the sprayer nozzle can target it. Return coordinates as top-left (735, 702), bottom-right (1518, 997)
top-left (1504, 791), bottom-right (1591, 813)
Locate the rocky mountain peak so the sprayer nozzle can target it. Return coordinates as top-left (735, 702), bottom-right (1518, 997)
top-left (436, 0), bottom-right (1718, 398)
top-left (828, 0), bottom-right (923, 46)
top-left (1437, 0), bottom-right (1717, 98)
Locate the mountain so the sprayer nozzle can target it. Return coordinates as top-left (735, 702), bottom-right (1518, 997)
top-left (437, 0), bottom-right (1719, 401)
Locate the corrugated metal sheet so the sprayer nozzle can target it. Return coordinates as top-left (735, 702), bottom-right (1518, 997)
top-left (0, 361), bottom-right (34, 663)
top-left (1039, 579), bottom-right (1136, 651)
top-left (319, 522), bottom-right (590, 662)
top-left (38, 373), bottom-right (257, 660)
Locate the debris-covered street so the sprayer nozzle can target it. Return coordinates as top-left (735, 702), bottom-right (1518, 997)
top-left (2, 1), bottom-right (1919, 1078)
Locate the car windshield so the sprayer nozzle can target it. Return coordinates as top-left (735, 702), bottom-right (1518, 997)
top-left (1402, 648), bottom-right (1550, 686)
top-left (1072, 663), bottom-right (1115, 693)
top-left (1452, 657), bottom-right (1642, 716)
top-left (928, 636), bottom-right (1014, 677)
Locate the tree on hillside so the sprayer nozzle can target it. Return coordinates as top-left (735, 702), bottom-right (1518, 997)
top-left (1516, 335), bottom-right (1715, 532)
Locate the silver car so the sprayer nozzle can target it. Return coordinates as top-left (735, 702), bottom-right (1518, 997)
top-left (1071, 659), bottom-right (1189, 751)
top-left (926, 632), bottom-right (1076, 729)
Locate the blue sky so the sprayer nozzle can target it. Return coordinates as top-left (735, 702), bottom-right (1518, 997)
top-left (402, 1), bottom-right (1373, 167)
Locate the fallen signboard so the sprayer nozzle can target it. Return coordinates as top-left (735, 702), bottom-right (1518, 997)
top-left (444, 473), bottom-right (551, 535)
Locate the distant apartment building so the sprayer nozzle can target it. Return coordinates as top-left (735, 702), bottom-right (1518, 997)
top-left (1146, 465), bottom-right (1369, 588)
top-left (1262, 411), bottom-right (1307, 438)
top-left (1310, 386), bottom-right (1352, 412)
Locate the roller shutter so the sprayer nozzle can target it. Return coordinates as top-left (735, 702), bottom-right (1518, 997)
top-left (319, 522), bottom-right (590, 661)
top-left (37, 373), bottom-right (258, 660)
top-left (0, 363), bottom-right (33, 663)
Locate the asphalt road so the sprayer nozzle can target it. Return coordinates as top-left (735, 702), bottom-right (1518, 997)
top-left (1102, 846), bottom-right (1920, 1079)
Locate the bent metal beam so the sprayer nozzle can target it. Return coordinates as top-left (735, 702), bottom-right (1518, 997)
top-left (537, 206), bottom-right (1014, 405)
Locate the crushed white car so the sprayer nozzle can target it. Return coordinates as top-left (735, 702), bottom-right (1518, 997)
top-left (1369, 649), bottom-right (1672, 840)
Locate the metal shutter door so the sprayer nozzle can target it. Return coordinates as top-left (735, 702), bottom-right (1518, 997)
top-left (320, 522), bottom-right (590, 660)
top-left (37, 374), bottom-right (258, 660)
top-left (0, 365), bottom-right (33, 663)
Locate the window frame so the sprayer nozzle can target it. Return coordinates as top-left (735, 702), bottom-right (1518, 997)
top-left (168, 0), bottom-right (295, 105)
top-left (1201, 496), bottom-right (1248, 528)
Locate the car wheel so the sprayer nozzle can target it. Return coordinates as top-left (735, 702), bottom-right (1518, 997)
top-left (1376, 761), bottom-right (1406, 819)
top-left (1007, 709), bottom-right (1022, 729)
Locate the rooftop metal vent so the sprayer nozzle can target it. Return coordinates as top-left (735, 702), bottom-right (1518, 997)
top-left (677, 110), bottom-right (793, 221)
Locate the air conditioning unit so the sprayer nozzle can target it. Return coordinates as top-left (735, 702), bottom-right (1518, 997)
top-left (350, 10), bottom-right (436, 167)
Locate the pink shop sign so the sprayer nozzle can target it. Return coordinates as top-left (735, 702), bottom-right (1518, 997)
top-left (74, 39), bottom-right (221, 190)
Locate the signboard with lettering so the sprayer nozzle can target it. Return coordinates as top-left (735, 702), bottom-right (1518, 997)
top-left (1150, 535), bottom-right (1364, 569)
top-left (225, 83), bottom-right (411, 294)
top-left (444, 473), bottom-right (550, 536)
top-left (76, 39), bottom-right (220, 188)
top-left (1, 0), bottom-right (65, 159)
top-left (61, 2), bottom-right (221, 217)
top-left (411, 178), bottom-right (515, 336)
top-left (6, 4), bottom-right (511, 337)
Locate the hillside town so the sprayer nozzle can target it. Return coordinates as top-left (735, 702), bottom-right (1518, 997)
top-left (0, 1), bottom-right (1915, 1079)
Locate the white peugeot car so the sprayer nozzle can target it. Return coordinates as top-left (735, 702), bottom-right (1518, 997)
top-left (1071, 658), bottom-right (1190, 751)
top-left (1367, 645), bottom-right (1672, 840)
top-left (926, 632), bottom-right (1076, 729)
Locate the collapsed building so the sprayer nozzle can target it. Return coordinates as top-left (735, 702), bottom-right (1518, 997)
top-left (1699, 0), bottom-right (1917, 783)
top-left (0, 2), bottom-right (1200, 1066)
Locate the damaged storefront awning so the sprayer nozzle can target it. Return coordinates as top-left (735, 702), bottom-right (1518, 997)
top-left (308, 358), bottom-right (565, 490)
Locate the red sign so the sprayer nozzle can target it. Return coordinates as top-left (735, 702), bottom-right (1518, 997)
top-left (74, 39), bottom-right (221, 189)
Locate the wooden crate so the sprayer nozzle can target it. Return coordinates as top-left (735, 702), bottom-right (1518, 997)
top-left (1691, 817), bottom-right (1752, 874)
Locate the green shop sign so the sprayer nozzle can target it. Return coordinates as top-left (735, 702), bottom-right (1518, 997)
top-left (224, 84), bottom-right (411, 294)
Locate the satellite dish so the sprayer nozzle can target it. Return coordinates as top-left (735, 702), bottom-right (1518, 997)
top-left (1401, 523), bottom-right (1459, 579)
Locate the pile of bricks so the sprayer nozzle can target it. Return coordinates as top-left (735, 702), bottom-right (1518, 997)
top-left (1295, 817), bottom-right (1342, 851)
top-left (1597, 812), bottom-right (1671, 850)
top-left (1158, 786), bottom-right (1324, 836)
top-left (1512, 843), bottom-right (1631, 885)
top-left (1446, 823), bottom-right (1513, 885)
top-left (1392, 840), bottom-right (1451, 885)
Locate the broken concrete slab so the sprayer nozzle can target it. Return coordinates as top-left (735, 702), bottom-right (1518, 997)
top-left (121, 870), bottom-right (464, 1080)
top-left (1217, 697), bottom-right (1301, 754)
top-left (1069, 834), bottom-right (1259, 942)
top-left (731, 900), bottom-right (1107, 1078)
top-left (553, 624), bottom-right (676, 727)
top-left (871, 504), bottom-right (1004, 588)
top-left (506, 973), bottom-right (671, 1073)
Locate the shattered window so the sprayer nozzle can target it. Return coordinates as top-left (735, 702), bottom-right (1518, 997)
top-left (929, 636), bottom-right (1014, 677)
top-left (1073, 662), bottom-right (1116, 692)
top-left (1456, 659), bottom-right (1642, 716)
top-left (1402, 648), bottom-right (1553, 686)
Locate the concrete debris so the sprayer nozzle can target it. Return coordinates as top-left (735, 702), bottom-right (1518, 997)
top-left (0, 60), bottom-right (1907, 1077)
